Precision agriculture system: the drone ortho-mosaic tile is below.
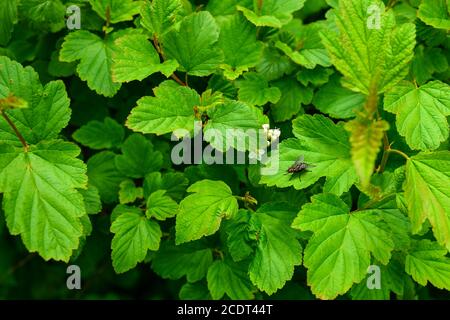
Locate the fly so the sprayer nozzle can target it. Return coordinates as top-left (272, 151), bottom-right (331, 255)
top-left (286, 156), bottom-right (314, 174)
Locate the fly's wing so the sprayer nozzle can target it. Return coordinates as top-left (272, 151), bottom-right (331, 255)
top-left (294, 155), bottom-right (305, 165)
top-left (305, 162), bottom-right (316, 171)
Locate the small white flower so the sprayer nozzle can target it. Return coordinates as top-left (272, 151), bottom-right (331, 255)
top-left (270, 128), bottom-right (281, 140)
top-left (262, 124), bottom-right (270, 133)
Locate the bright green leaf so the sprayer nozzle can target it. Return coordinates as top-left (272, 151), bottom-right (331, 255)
top-left (292, 193), bottom-right (394, 299)
top-left (384, 80), bottom-right (450, 151)
top-left (81, 184), bottom-right (102, 214)
top-left (60, 30), bottom-right (126, 97)
top-left (146, 190), bottom-right (178, 221)
top-left (207, 259), bottom-right (254, 300)
top-left (322, 0), bottom-right (416, 94)
top-left (236, 72), bottom-right (281, 106)
top-left (260, 114), bottom-right (356, 196)
top-left (405, 151), bottom-right (450, 250)
top-left (204, 100), bottom-right (268, 152)
top-left (237, 0), bottom-right (305, 28)
top-left (0, 57), bottom-right (71, 147)
top-left (127, 80), bottom-right (199, 135)
top-left (119, 179), bottom-right (143, 204)
top-left (249, 203), bottom-right (302, 295)
top-left (216, 14), bottom-right (263, 80)
top-left (162, 11), bottom-right (223, 76)
top-left (140, 0), bottom-right (183, 37)
top-left (405, 240), bottom-right (450, 290)
top-left (275, 21), bottom-right (331, 69)
top-left (176, 180), bottom-right (238, 244)
top-left (111, 209), bottom-right (161, 273)
top-left (0, 141), bottom-right (88, 262)
top-left (112, 33), bottom-right (178, 82)
top-left (418, 0), bottom-right (450, 30)
top-left (89, 0), bottom-right (143, 24)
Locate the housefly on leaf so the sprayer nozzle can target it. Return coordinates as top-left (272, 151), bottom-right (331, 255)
top-left (286, 155), bottom-right (314, 176)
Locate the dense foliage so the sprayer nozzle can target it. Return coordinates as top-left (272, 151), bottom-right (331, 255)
top-left (0, 0), bottom-right (450, 300)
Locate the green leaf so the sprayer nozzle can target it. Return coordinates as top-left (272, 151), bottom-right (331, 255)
top-left (162, 11), bottom-right (223, 76)
top-left (345, 118), bottom-right (390, 188)
top-left (405, 240), bottom-right (450, 290)
top-left (206, 0), bottom-right (251, 16)
top-left (112, 33), bottom-right (178, 82)
top-left (81, 184), bottom-right (102, 214)
top-left (115, 134), bottom-right (163, 178)
top-left (118, 179), bottom-right (143, 204)
top-left (0, 0), bottom-right (18, 45)
top-left (176, 180), bottom-right (238, 244)
top-left (216, 14), bottom-right (263, 80)
top-left (127, 80), bottom-right (200, 135)
top-left (87, 151), bottom-right (126, 203)
top-left (224, 209), bottom-right (253, 262)
top-left (369, 195), bottom-right (411, 251)
top-left (0, 57), bottom-right (71, 147)
top-left (351, 257), bottom-right (406, 299)
top-left (151, 240), bottom-right (213, 282)
top-left (207, 259), bottom-right (254, 300)
top-left (275, 21), bottom-right (331, 69)
top-left (179, 281), bottom-right (211, 300)
top-left (80, 214), bottom-right (93, 238)
top-left (256, 46), bottom-right (294, 81)
top-left (204, 100), bottom-right (268, 152)
top-left (321, 0), bottom-right (416, 94)
top-left (249, 203), bottom-right (302, 295)
top-left (73, 117), bottom-right (124, 150)
top-left (144, 171), bottom-right (188, 201)
top-left (48, 49), bottom-right (76, 78)
top-left (21, 0), bottom-right (66, 32)
top-left (384, 80), bottom-right (450, 151)
top-left (0, 140), bottom-right (88, 262)
top-left (146, 190), bottom-right (178, 221)
top-left (89, 0), bottom-right (143, 24)
top-left (236, 72), bottom-right (281, 106)
top-left (297, 67), bottom-right (333, 87)
top-left (418, 0), bottom-right (450, 30)
top-left (237, 0), bottom-right (305, 28)
top-left (312, 75), bottom-right (365, 119)
top-left (141, 0), bottom-right (183, 37)
top-left (292, 193), bottom-right (394, 299)
top-left (404, 151), bottom-right (450, 250)
top-left (111, 204), bottom-right (139, 223)
top-left (260, 114), bottom-right (356, 196)
top-left (60, 30), bottom-right (126, 97)
top-left (411, 46), bottom-right (449, 85)
top-left (111, 209), bottom-right (161, 273)
top-left (271, 78), bottom-right (313, 122)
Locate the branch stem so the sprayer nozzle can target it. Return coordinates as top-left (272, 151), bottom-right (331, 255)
top-left (0, 110), bottom-right (29, 151)
top-left (388, 148), bottom-right (410, 160)
top-left (152, 36), bottom-right (187, 86)
top-left (171, 73), bottom-right (187, 86)
top-left (378, 132), bottom-right (391, 173)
